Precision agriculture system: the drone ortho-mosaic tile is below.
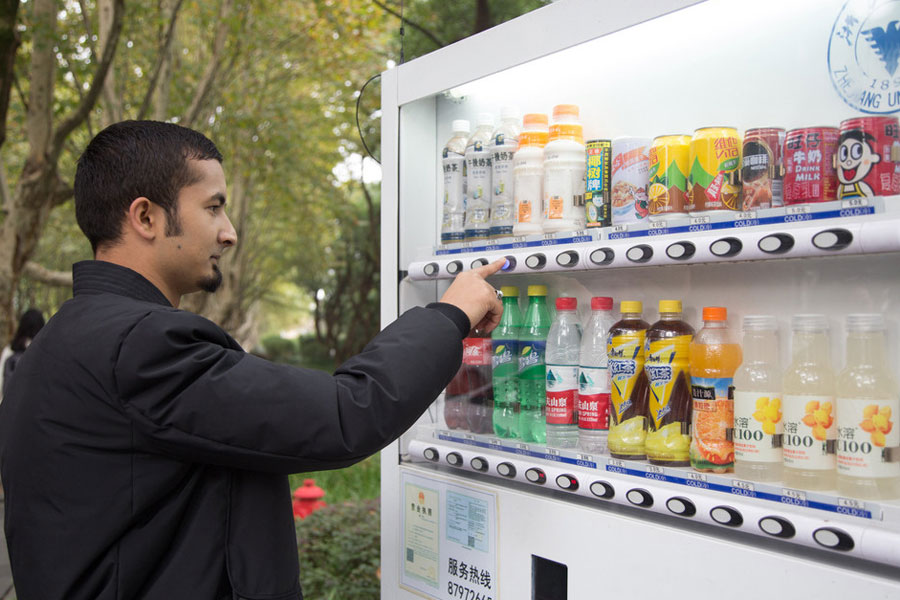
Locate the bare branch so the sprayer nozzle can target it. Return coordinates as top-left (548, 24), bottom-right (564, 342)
top-left (51, 173), bottom-right (74, 207)
top-left (136, 0), bottom-right (184, 120)
top-left (23, 261), bottom-right (73, 287)
top-left (181, 0), bottom-right (234, 128)
top-left (371, 0), bottom-right (445, 50)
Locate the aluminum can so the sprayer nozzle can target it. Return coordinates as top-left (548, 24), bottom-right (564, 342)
top-left (585, 139), bottom-right (611, 227)
top-left (610, 137), bottom-right (651, 225)
top-left (647, 134), bottom-right (690, 219)
top-left (837, 116), bottom-right (900, 199)
top-left (783, 127), bottom-right (839, 204)
top-left (687, 126), bottom-right (741, 214)
top-left (741, 127), bottom-right (785, 210)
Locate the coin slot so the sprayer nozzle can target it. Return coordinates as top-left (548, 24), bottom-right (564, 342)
top-left (710, 237), bottom-right (742, 257)
top-left (665, 241), bottom-right (696, 260)
top-left (812, 228), bottom-right (853, 251)
top-left (589, 247), bottom-right (615, 265)
top-left (758, 233), bottom-right (794, 254)
top-left (625, 244), bottom-right (652, 263)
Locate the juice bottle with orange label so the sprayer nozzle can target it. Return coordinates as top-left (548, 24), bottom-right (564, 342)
top-left (690, 307), bottom-right (742, 473)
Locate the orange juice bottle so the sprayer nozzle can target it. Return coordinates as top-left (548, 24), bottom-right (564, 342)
top-left (690, 307), bottom-right (742, 472)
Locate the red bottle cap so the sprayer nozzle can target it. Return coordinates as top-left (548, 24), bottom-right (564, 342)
top-left (591, 296), bottom-right (613, 310)
top-left (703, 306), bottom-right (727, 321)
top-left (556, 297), bottom-right (577, 310)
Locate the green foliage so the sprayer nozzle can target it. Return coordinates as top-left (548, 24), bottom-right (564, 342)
top-left (260, 334), bottom-right (299, 365)
top-left (289, 454), bottom-right (381, 504)
top-left (296, 498), bottom-right (381, 600)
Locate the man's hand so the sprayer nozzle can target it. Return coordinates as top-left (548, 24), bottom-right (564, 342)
top-left (439, 258), bottom-right (506, 334)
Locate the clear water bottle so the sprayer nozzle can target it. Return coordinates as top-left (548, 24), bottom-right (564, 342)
top-left (578, 296), bottom-right (615, 454)
top-left (518, 285), bottom-right (551, 444)
top-left (546, 297), bottom-right (582, 448)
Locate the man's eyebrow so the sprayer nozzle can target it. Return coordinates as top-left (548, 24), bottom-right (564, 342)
top-left (210, 193), bottom-right (226, 206)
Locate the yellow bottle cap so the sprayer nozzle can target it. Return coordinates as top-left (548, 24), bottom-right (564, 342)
top-left (501, 286), bottom-right (519, 297)
top-left (527, 285), bottom-right (548, 296)
top-left (620, 300), bottom-right (642, 313)
top-left (659, 300), bottom-right (682, 313)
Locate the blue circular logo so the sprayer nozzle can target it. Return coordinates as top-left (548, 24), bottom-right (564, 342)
top-left (828, 0), bottom-right (900, 114)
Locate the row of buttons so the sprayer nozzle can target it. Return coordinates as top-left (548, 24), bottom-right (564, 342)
top-left (425, 448), bottom-right (855, 552)
top-left (422, 228), bottom-right (854, 276)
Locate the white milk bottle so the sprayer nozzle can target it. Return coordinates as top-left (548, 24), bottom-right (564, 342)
top-left (513, 113), bottom-right (548, 236)
top-left (464, 113), bottom-right (495, 242)
top-left (440, 120), bottom-right (470, 244)
top-left (489, 106), bottom-right (520, 239)
top-left (543, 104), bottom-right (586, 234)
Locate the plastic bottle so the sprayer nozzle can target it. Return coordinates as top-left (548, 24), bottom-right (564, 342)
top-left (546, 297), bottom-right (582, 448)
top-left (543, 104), bottom-right (586, 234)
top-left (513, 113), bottom-right (549, 236)
top-left (464, 113), bottom-right (495, 242)
top-left (463, 328), bottom-right (494, 434)
top-left (689, 307), bottom-right (742, 473)
top-left (836, 314), bottom-right (900, 499)
top-left (733, 315), bottom-right (783, 482)
top-left (782, 314), bottom-right (836, 491)
top-left (492, 286), bottom-right (523, 438)
top-left (645, 300), bottom-right (694, 466)
top-left (518, 285), bottom-right (552, 444)
top-left (578, 297), bottom-right (615, 454)
top-left (489, 107), bottom-right (520, 238)
top-left (607, 301), bottom-right (650, 459)
top-left (440, 119), bottom-right (470, 244)
top-left (444, 365), bottom-right (468, 430)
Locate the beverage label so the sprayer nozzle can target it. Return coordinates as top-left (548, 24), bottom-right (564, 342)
top-left (741, 129), bottom-right (785, 210)
top-left (578, 366), bottom-right (609, 431)
top-left (491, 338), bottom-right (518, 370)
top-left (645, 335), bottom-right (691, 430)
top-left (514, 153), bottom-right (542, 225)
top-left (608, 332), bottom-right (646, 424)
top-left (441, 149), bottom-right (466, 243)
top-left (648, 135), bottom-right (690, 217)
top-left (836, 398), bottom-right (899, 479)
top-left (688, 128), bottom-right (741, 212)
top-left (543, 152), bottom-right (586, 223)
top-left (733, 390), bottom-right (783, 464)
top-left (690, 377), bottom-right (735, 467)
top-left (519, 340), bottom-right (546, 375)
top-left (463, 338), bottom-right (492, 366)
top-left (782, 395), bottom-right (836, 471)
top-left (784, 128), bottom-right (839, 204)
top-left (490, 135), bottom-right (518, 237)
top-left (837, 117), bottom-right (900, 200)
top-left (585, 140), bottom-right (611, 227)
top-left (546, 364), bottom-right (578, 425)
top-left (611, 138), bottom-right (650, 225)
top-left (465, 142), bottom-right (492, 239)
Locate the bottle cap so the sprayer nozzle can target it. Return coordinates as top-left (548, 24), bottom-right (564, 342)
top-left (659, 300), bottom-right (682, 313)
top-left (591, 296), bottom-right (613, 310)
top-left (522, 113), bottom-right (549, 130)
top-left (500, 286), bottom-right (519, 297)
top-left (477, 113), bottom-right (494, 128)
top-left (527, 285), bottom-right (548, 297)
top-left (791, 314), bottom-right (828, 331)
top-left (702, 306), bottom-right (727, 321)
top-left (552, 104), bottom-right (580, 122)
top-left (620, 300), bottom-right (642, 314)
top-left (500, 105), bottom-right (519, 121)
top-left (556, 297), bottom-right (577, 310)
top-left (451, 120), bottom-right (471, 135)
top-left (742, 315), bottom-right (777, 331)
top-left (846, 313), bottom-right (884, 332)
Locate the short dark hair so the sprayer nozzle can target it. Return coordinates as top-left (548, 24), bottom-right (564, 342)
top-left (838, 128), bottom-right (876, 147)
top-left (11, 309), bottom-right (44, 352)
top-left (74, 120), bottom-right (223, 252)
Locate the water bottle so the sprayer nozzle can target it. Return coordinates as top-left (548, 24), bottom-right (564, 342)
top-left (518, 285), bottom-right (551, 444)
top-left (492, 286), bottom-right (523, 438)
top-left (546, 297), bottom-right (582, 448)
top-left (578, 296), bottom-right (615, 454)
top-left (464, 113), bottom-right (495, 242)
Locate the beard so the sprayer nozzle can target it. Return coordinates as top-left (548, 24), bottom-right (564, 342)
top-left (197, 264), bottom-right (224, 293)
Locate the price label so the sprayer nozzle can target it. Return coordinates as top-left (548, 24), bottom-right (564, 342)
top-left (543, 233), bottom-right (557, 240)
top-left (577, 454), bottom-right (593, 462)
top-left (546, 448), bottom-right (560, 456)
top-left (573, 229), bottom-right (588, 238)
top-left (649, 220), bottom-right (667, 229)
top-left (787, 205), bottom-right (810, 215)
top-left (439, 430), bottom-right (451, 437)
top-left (513, 236), bottom-right (526, 244)
top-left (838, 497), bottom-right (865, 509)
top-left (646, 465), bottom-right (664, 474)
top-left (464, 434), bottom-right (475, 441)
top-left (489, 438), bottom-right (502, 446)
top-left (608, 459), bottom-right (625, 468)
top-left (612, 224), bottom-right (628, 233)
top-left (782, 488), bottom-right (807, 501)
top-left (736, 211), bottom-right (755, 221)
top-left (516, 443), bottom-right (528, 451)
top-left (687, 472), bottom-right (707, 482)
top-left (731, 479), bottom-right (755, 491)
top-left (690, 216), bottom-right (710, 225)
top-left (842, 197), bottom-right (868, 209)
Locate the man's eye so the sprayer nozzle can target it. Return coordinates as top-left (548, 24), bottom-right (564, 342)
top-left (208, 205), bottom-right (220, 213)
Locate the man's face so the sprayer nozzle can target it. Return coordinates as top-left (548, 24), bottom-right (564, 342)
top-left (838, 135), bottom-right (880, 184)
top-left (158, 159), bottom-right (237, 296)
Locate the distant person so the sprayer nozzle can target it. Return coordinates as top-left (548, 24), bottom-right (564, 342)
top-left (0, 309), bottom-right (45, 399)
top-left (0, 120), bottom-right (504, 599)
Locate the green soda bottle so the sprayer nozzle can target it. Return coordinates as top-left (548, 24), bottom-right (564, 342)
top-left (518, 285), bottom-right (552, 444)
top-left (492, 286), bottom-right (523, 438)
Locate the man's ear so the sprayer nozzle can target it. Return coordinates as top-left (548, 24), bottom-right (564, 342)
top-left (126, 197), bottom-right (159, 241)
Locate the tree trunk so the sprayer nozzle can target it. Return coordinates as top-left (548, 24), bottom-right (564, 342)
top-left (99, 0), bottom-right (123, 126)
top-left (153, 0), bottom-right (178, 120)
top-left (0, 0), bottom-right (21, 150)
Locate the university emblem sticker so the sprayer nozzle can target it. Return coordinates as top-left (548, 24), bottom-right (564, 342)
top-left (829, 0), bottom-right (900, 114)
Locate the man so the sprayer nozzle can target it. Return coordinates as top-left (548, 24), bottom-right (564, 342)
top-left (0, 120), bottom-right (504, 599)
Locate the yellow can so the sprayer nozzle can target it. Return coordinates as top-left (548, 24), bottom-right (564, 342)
top-left (688, 126), bottom-right (742, 213)
top-left (648, 134), bottom-right (691, 219)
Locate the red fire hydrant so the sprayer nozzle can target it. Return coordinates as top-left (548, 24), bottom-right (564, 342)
top-left (292, 479), bottom-right (327, 519)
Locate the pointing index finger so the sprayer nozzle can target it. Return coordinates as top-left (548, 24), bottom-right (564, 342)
top-left (471, 257), bottom-right (508, 279)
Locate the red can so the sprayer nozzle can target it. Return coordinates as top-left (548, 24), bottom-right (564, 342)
top-left (837, 116), bottom-right (900, 200)
top-left (741, 127), bottom-right (785, 210)
top-left (783, 127), bottom-right (839, 204)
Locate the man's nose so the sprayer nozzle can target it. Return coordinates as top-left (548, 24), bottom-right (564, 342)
top-left (220, 215), bottom-right (238, 247)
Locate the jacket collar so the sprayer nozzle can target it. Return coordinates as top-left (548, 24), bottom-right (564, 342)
top-left (72, 260), bottom-right (173, 307)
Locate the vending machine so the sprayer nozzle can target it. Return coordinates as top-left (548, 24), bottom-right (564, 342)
top-left (379, 0), bottom-right (900, 597)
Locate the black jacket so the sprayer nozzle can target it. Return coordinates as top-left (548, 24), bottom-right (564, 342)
top-left (0, 260), bottom-right (468, 600)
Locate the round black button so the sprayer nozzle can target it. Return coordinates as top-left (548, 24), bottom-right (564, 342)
top-left (525, 253), bottom-right (546, 269)
top-left (812, 228), bottom-right (853, 251)
top-left (758, 233), bottom-right (794, 254)
top-left (589, 248), bottom-right (615, 265)
top-left (446, 452), bottom-right (462, 467)
top-left (666, 497), bottom-right (696, 517)
top-left (710, 237), bottom-right (742, 257)
top-left (556, 250), bottom-right (579, 267)
top-left (625, 244), bottom-right (653, 263)
top-left (525, 468), bottom-right (546, 484)
top-left (470, 457), bottom-right (488, 472)
top-left (446, 260), bottom-right (462, 275)
top-left (589, 481), bottom-right (614, 499)
top-left (497, 462), bottom-right (516, 478)
top-left (710, 506), bottom-right (743, 527)
top-left (423, 262), bottom-right (439, 276)
top-left (555, 474), bottom-right (578, 491)
top-left (813, 527), bottom-right (855, 551)
top-left (626, 488), bottom-right (653, 507)
top-left (759, 517), bottom-right (795, 539)
top-left (665, 241), bottom-right (696, 260)
top-left (423, 447), bottom-right (439, 461)
top-left (470, 258), bottom-right (488, 268)
top-left (502, 256), bottom-right (517, 271)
